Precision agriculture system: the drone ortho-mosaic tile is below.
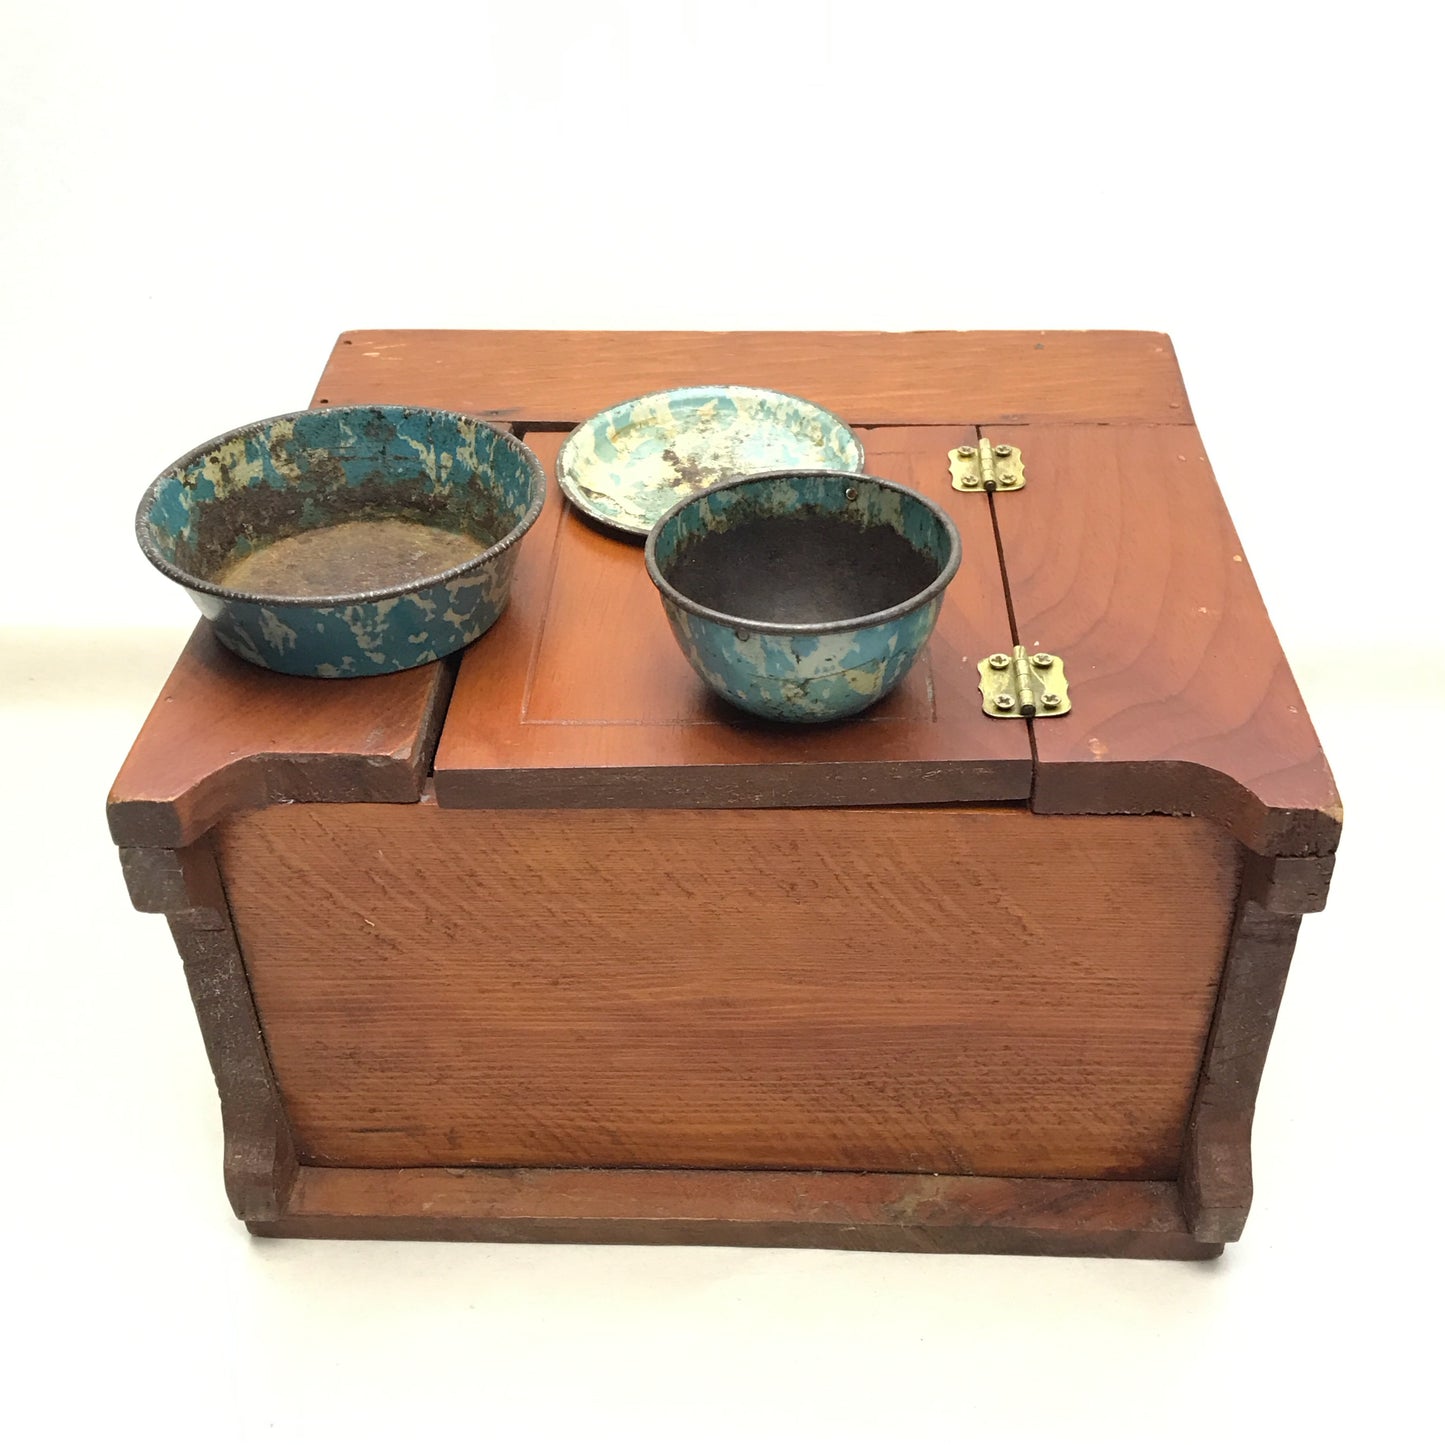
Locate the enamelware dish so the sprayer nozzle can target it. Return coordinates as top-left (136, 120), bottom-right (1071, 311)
top-left (136, 405), bottom-right (545, 676)
top-left (646, 469), bottom-right (960, 722)
top-left (557, 385), bottom-right (863, 535)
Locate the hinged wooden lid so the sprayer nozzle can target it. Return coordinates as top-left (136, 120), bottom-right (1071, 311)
top-left (983, 421), bottom-right (1340, 856)
top-left (429, 424), bottom-right (1031, 812)
top-left (108, 330), bottom-right (1339, 859)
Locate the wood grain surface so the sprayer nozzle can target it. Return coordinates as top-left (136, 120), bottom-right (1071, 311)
top-left (107, 624), bottom-right (453, 847)
top-left (215, 800), bottom-right (1242, 1180)
top-left (985, 424), bottom-right (1341, 856)
top-left (250, 1167), bottom-right (1222, 1259)
top-left (433, 428), bottom-right (1033, 808)
top-left (310, 330), bottom-right (1193, 426)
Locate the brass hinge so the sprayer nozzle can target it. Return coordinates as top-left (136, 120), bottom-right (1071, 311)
top-left (949, 437), bottom-right (1025, 493)
top-left (978, 646), bottom-right (1070, 718)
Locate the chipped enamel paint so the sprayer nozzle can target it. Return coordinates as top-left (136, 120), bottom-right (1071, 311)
top-left (558, 385), bottom-right (863, 535)
top-left (647, 470), bottom-right (959, 723)
top-left (137, 406), bottom-right (545, 677)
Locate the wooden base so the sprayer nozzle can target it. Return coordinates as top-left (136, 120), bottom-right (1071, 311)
top-left (247, 1166), bottom-right (1222, 1260)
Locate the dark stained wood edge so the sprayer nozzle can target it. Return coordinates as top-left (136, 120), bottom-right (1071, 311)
top-left (120, 840), bottom-right (229, 930)
top-left (1245, 851), bottom-right (1336, 914)
top-left (247, 1166), bottom-right (1220, 1259)
top-left (1180, 854), bottom-right (1309, 1243)
top-left (434, 761), bottom-right (1033, 811)
top-left (144, 838), bottom-right (299, 1221)
top-left (1026, 758), bottom-right (1344, 860)
top-left (107, 631), bottom-right (457, 849)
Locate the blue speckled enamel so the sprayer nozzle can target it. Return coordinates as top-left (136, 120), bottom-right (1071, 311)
top-left (665, 598), bottom-right (946, 722)
top-left (647, 471), bottom-right (959, 723)
top-left (180, 552), bottom-right (525, 678)
top-left (137, 406), bottom-right (545, 677)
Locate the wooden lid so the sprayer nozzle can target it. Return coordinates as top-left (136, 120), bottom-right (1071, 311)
top-left (430, 425), bottom-right (1031, 813)
top-left (108, 331), bottom-right (1338, 858)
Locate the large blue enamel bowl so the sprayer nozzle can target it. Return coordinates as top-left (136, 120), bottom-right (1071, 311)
top-left (136, 405), bottom-right (545, 677)
top-left (646, 470), bottom-right (961, 722)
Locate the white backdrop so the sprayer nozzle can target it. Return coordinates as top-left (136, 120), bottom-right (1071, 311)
top-left (5, 0), bottom-right (1439, 658)
top-left (2, 2), bottom-right (1439, 1442)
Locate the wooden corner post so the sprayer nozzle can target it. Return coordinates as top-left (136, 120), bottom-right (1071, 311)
top-left (121, 840), bottom-right (298, 1221)
top-left (1180, 852), bottom-right (1334, 1242)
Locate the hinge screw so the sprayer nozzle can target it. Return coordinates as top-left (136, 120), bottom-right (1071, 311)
top-left (993, 444), bottom-right (1013, 456)
top-left (1041, 692), bottom-right (1062, 710)
top-left (957, 446), bottom-right (976, 458)
top-left (988, 653), bottom-right (1011, 670)
top-left (1032, 653), bottom-right (1054, 668)
top-left (994, 693), bottom-right (1016, 711)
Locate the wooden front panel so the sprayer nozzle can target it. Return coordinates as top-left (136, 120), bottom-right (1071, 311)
top-left (216, 800), bottom-right (1242, 1180)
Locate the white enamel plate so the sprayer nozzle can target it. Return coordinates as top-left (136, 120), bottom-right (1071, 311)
top-left (556, 384), bottom-right (865, 536)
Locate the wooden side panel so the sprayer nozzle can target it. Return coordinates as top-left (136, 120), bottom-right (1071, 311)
top-left (252, 1168), bottom-right (1222, 1259)
top-left (433, 428), bottom-right (1032, 807)
top-left (215, 801), bottom-right (1242, 1181)
top-left (107, 625), bottom-right (453, 847)
top-left (985, 424), bottom-right (1341, 856)
top-left (311, 330), bottom-right (1193, 426)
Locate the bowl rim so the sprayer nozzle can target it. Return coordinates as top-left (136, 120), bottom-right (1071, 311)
top-left (556, 383), bottom-right (865, 536)
top-left (644, 468), bottom-right (963, 636)
top-left (134, 404), bottom-right (547, 608)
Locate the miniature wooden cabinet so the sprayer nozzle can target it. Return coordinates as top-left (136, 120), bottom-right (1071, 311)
top-left (110, 331), bottom-right (1339, 1257)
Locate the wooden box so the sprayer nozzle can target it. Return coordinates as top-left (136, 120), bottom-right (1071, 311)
top-left (110, 331), bottom-right (1339, 1259)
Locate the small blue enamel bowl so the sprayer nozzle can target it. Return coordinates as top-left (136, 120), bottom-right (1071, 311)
top-left (136, 405), bottom-right (546, 677)
top-left (645, 470), bottom-right (961, 723)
